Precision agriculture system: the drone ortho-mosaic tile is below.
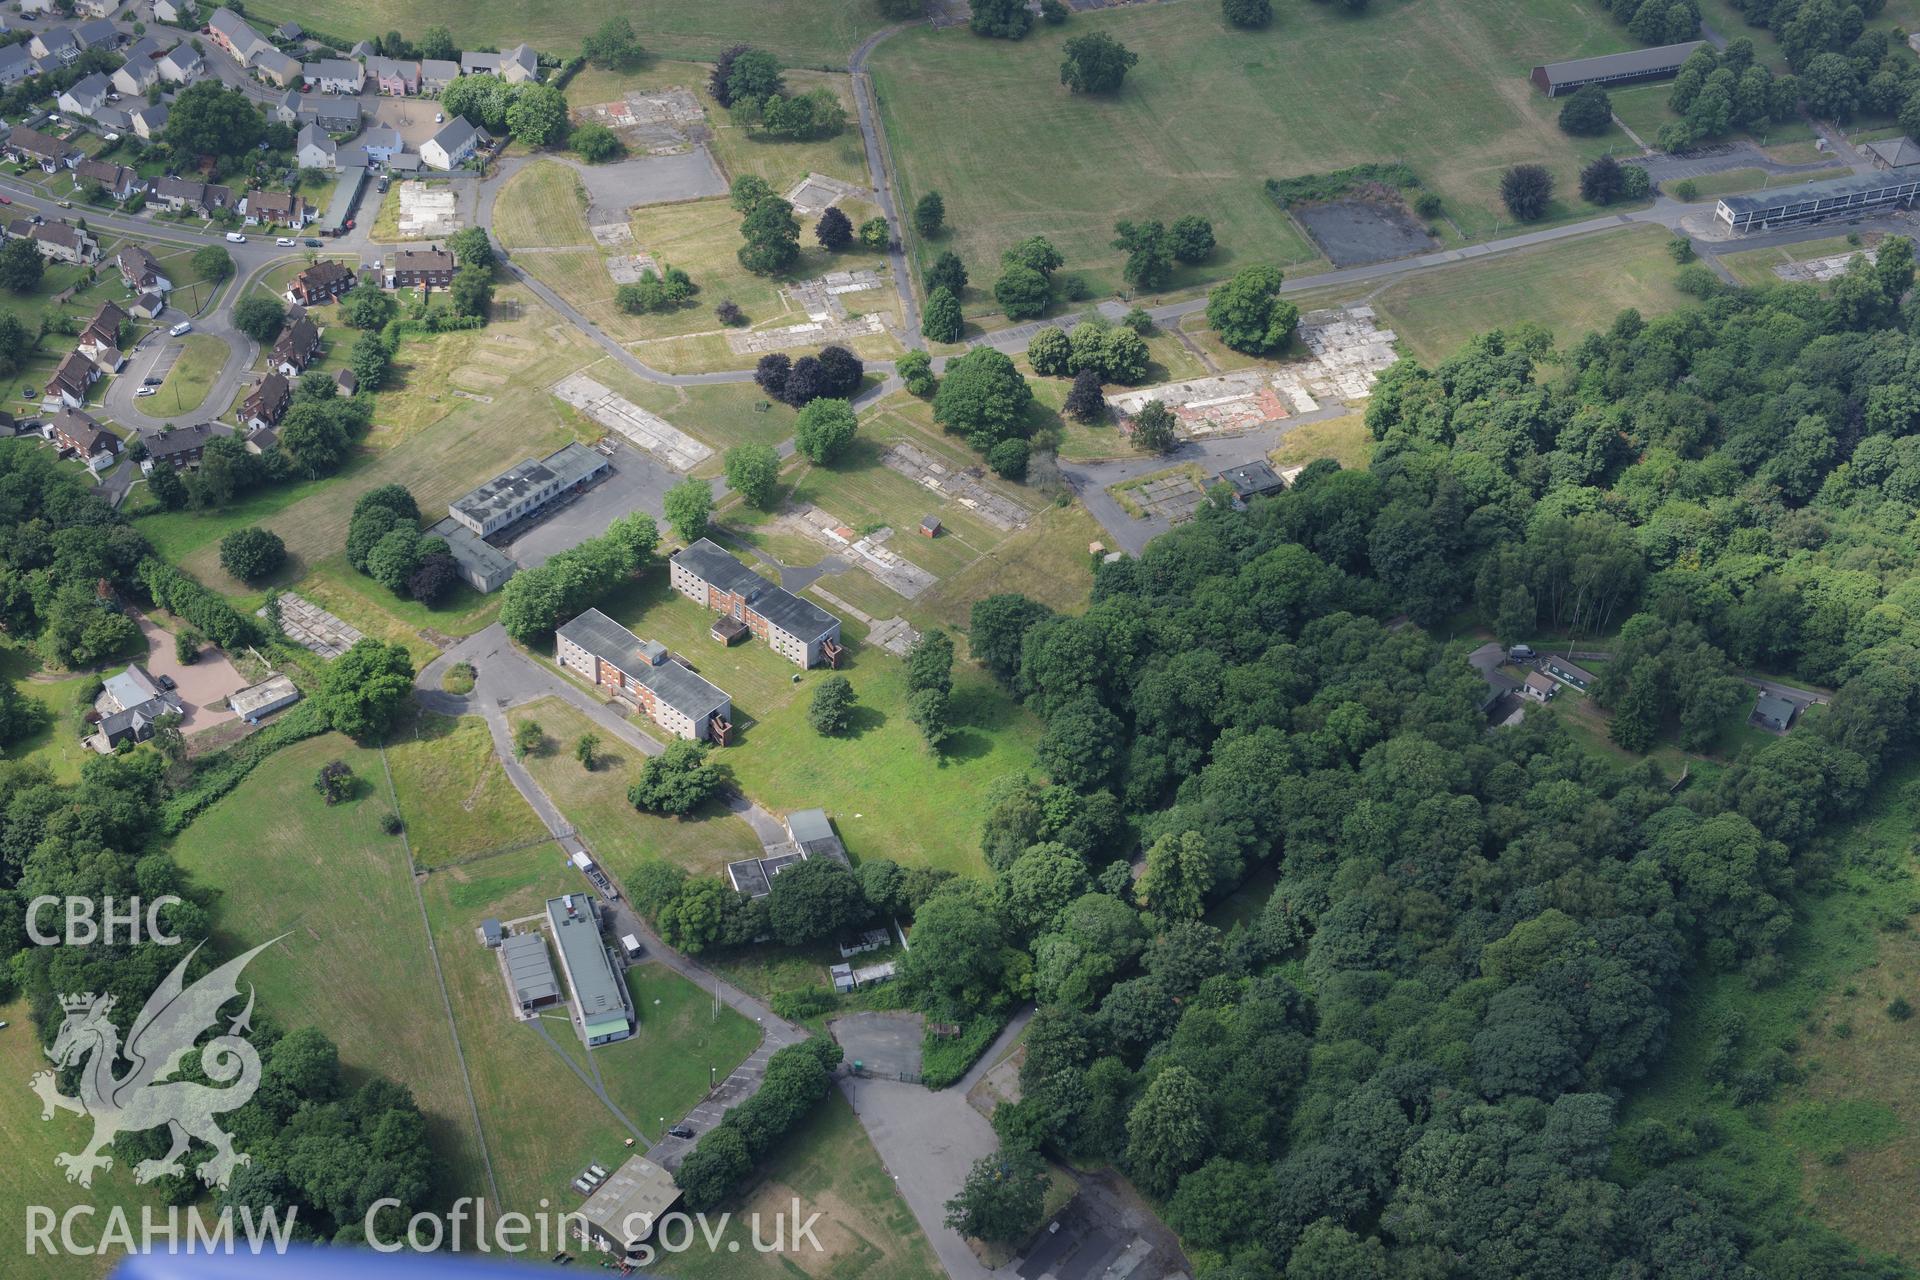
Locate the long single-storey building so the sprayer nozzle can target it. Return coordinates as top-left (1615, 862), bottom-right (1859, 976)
top-left (577, 1155), bottom-right (681, 1259)
top-left (557, 608), bottom-right (733, 743)
top-left (1715, 171), bottom-right (1920, 232)
top-left (446, 442), bottom-right (608, 538)
top-left (670, 537), bottom-right (842, 668)
top-left (424, 515), bottom-right (516, 593)
top-left (1530, 41), bottom-right (1706, 96)
top-left (546, 894), bottom-right (632, 1046)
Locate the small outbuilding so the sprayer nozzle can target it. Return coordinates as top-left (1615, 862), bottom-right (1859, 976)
top-left (227, 673), bottom-right (301, 723)
top-left (1750, 691), bottom-right (1799, 733)
top-left (920, 514), bottom-right (941, 538)
top-left (1866, 136), bottom-right (1920, 171)
top-left (1521, 671), bottom-right (1557, 703)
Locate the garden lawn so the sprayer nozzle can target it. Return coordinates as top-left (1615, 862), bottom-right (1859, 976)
top-left (593, 962), bottom-right (762, 1141)
top-left (0, 639), bottom-right (101, 782)
top-left (386, 709), bottom-right (549, 867)
top-left (239, 0), bottom-right (886, 66)
top-left (167, 732), bottom-right (492, 1204)
top-left (597, 562), bottom-right (1039, 875)
top-left (505, 696), bottom-right (765, 881)
top-left (872, 0), bottom-right (1646, 299)
top-left (154, 333), bottom-right (229, 418)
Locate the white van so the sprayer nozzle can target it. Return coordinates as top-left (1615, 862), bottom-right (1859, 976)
top-left (224, 232), bottom-right (246, 243)
top-left (168, 321), bottom-right (191, 336)
top-left (620, 934), bottom-right (644, 960)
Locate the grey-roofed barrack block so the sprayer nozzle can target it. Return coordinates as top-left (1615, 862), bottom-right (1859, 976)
top-left (670, 537), bottom-right (841, 667)
top-left (1715, 171), bottom-right (1920, 232)
top-left (1530, 41), bottom-right (1705, 96)
top-left (557, 608), bottom-right (732, 741)
top-left (447, 442), bottom-right (607, 538)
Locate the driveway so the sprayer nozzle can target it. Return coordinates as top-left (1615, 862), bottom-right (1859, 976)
top-left (838, 1074), bottom-right (1001, 1280)
top-left (830, 1011), bottom-right (925, 1079)
top-left (570, 150), bottom-right (727, 216)
top-left (132, 610), bottom-right (246, 734)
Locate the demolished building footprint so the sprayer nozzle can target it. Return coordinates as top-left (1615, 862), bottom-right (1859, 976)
top-left (883, 442), bottom-right (1030, 532)
top-left (786, 507), bottom-right (937, 599)
top-left (1107, 306), bottom-right (1399, 436)
top-left (550, 373), bottom-right (713, 472)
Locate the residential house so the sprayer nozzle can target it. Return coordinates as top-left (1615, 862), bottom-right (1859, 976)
top-left (270, 314), bottom-right (320, 375)
top-left (385, 152), bottom-right (422, 175)
top-left (365, 55), bottom-right (418, 96)
top-left (89, 104), bottom-right (132, 135)
top-left (1520, 671), bottom-right (1557, 703)
top-left (461, 44), bottom-right (538, 83)
top-left (242, 424), bottom-right (277, 454)
top-left (152, 0), bottom-right (184, 23)
top-left (275, 21), bottom-right (303, 42)
top-left (0, 45), bottom-right (38, 88)
top-left (56, 74), bottom-right (111, 119)
top-left (11, 220), bottom-right (99, 265)
top-left (149, 177), bottom-right (234, 216)
top-left (207, 7), bottom-right (268, 65)
top-left (77, 300), bottom-right (125, 371)
top-left (117, 244), bottom-right (173, 293)
top-left (240, 372), bottom-right (290, 429)
top-left (302, 57), bottom-right (361, 94)
top-left (419, 59), bottom-right (458, 93)
top-left (74, 158), bottom-right (142, 202)
top-left (140, 422), bottom-right (227, 472)
top-left (242, 188), bottom-right (308, 227)
top-left (156, 44), bottom-right (203, 83)
top-left (111, 43), bottom-right (164, 95)
top-left (129, 292), bottom-right (165, 320)
top-left (671, 538), bottom-right (843, 667)
top-left (94, 666), bottom-right (180, 751)
top-left (30, 27), bottom-right (81, 64)
top-left (1541, 656), bottom-right (1596, 691)
top-left (46, 355), bottom-right (98, 409)
top-left (356, 124), bottom-right (402, 163)
top-left (129, 104), bottom-right (168, 141)
top-left (72, 18), bottom-right (119, 51)
top-left (5, 127), bottom-right (76, 171)
top-left (285, 258), bottom-right (354, 306)
top-left (421, 115), bottom-right (482, 170)
top-left (252, 48), bottom-right (300, 87)
top-left (349, 40), bottom-right (373, 59)
top-left (295, 124), bottom-right (336, 170)
top-left (50, 406), bottom-right (115, 458)
top-left (1751, 691), bottom-right (1799, 733)
top-left (276, 91), bottom-right (360, 134)
top-left (384, 245), bottom-right (455, 289)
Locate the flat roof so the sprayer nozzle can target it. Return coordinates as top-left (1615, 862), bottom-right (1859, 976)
top-left (451, 442), bottom-right (605, 526)
top-left (1718, 171), bottom-right (1920, 216)
top-left (425, 515), bottom-right (515, 583)
top-left (579, 1155), bottom-right (681, 1252)
top-left (1534, 41), bottom-right (1705, 86)
top-left (228, 673), bottom-right (300, 718)
top-left (546, 896), bottom-right (628, 1024)
top-left (502, 931), bottom-right (560, 1006)
top-left (725, 858), bottom-right (771, 897)
top-left (1218, 461), bottom-right (1284, 493)
top-left (559, 608), bottom-right (730, 720)
top-left (786, 808), bottom-right (835, 846)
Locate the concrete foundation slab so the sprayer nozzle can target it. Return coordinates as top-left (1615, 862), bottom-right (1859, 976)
top-left (550, 373), bottom-right (713, 472)
top-left (786, 506), bottom-right (937, 598)
top-left (882, 442), bottom-right (1029, 531)
top-left (783, 171), bottom-right (870, 216)
top-left (264, 592), bottom-right (363, 660)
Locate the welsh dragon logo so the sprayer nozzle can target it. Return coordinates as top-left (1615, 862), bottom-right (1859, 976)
top-left (31, 940), bottom-right (277, 1190)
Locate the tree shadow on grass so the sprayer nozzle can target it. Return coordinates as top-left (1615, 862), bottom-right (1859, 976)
top-left (840, 702), bottom-right (887, 738)
top-left (935, 727), bottom-right (994, 763)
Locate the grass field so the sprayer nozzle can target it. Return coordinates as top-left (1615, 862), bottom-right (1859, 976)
top-left (872, 0), bottom-right (1646, 300)
top-left (152, 333), bottom-right (231, 418)
top-left (1271, 411), bottom-right (1374, 472)
top-left (595, 559), bottom-right (1039, 875)
top-left (1613, 757), bottom-right (1920, 1260)
top-left (386, 710), bottom-right (550, 867)
top-left (135, 282), bottom-right (599, 592)
top-left (564, 62), bottom-right (871, 190)
top-left (497, 160), bottom-right (903, 364)
top-left (240, 0), bottom-right (884, 67)
top-left (1363, 225), bottom-right (1693, 362)
top-left (1678, 165), bottom-right (1854, 201)
top-left (0, 640), bottom-right (100, 782)
top-left (168, 733), bottom-right (493, 1203)
top-left (1719, 233), bottom-right (1870, 289)
top-left (505, 697), bottom-right (765, 881)
top-left (665, 1091), bottom-right (942, 1279)
top-left (599, 963), bottom-right (762, 1141)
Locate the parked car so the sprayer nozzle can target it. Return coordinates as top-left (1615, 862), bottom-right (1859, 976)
top-left (169, 321), bottom-right (191, 336)
top-left (134, 387), bottom-right (156, 397)
top-left (56, 199), bottom-right (70, 208)
top-left (667, 1125), bottom-right (695, 1140)
top-left (0, 195), bottom-right (12, 205)
top-left (1508, 644), bottom-right (1537, 663)
top-left (275, 236), bottom-right (295, 246)
top-left (376, 176), bottom-right (388, 193)
top-left (225, 232), bottom-right (246, 243)
top-left (156, 673), bottom-right (176, 691)
top-left (142, 376), bottom-right (161, 386)
top-left (303, 238), bottom-right (322, 247)
top-left (434, 112), bottom-right (444, 123)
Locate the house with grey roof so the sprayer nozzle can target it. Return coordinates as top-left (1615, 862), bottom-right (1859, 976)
top-left (156, 44), bottom-right (203, 83)
top-left (252, 47), bottom-right (301, 87)
top-left (421, 115), bottom-right (482, 170)
top-left (557, 608), bottom-right (734, 743)
top-left (73, 18), bottom-right (118, 50)
top-left (302, 57), bottom-right (361, 94)
top-left (31, 26), bottom-right (80, 63)
top-left (1750, 691), bottom-right (1799, 733)
top-left (420, 58), bottom-right (459, 92)
top-left (365, 54), bottom-right (418, 95)
top-left (111, 38), bottom-right (166, 94)
top-left (129, 103), bottom-right (169, 139)
top-left (296, 123), bottom-right (336, 170)
top-left (671, 537), bottom-right (843, 667)
top-left (0, 45), bottom-right (39, 87)
top-left (207, 6), bottom-right (268, 64)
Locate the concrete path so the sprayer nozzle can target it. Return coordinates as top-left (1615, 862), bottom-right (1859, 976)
top-left (839, 1073), bottom-right (1000, 1280)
